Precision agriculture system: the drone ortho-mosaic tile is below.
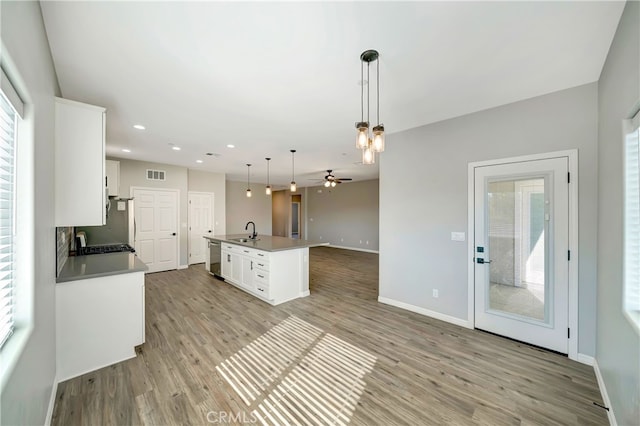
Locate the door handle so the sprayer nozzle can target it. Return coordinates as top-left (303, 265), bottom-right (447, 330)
top-left (251, 261), bottom-right (253, 271)
top-left (476, 258), bottom-right (492, 264)
top-left (172, 233), bottom-right (176, 236)
top-left (208, 230), bottom-right (212, 233)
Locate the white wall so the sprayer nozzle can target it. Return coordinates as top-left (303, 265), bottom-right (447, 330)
top-left (306, 179), bottom-right (379, 251)
top-left (188, 169), bottom-right (226, 236)
top-left (596, 1), bottom-right (640, 424)
top-left (0, 1), bottom-right (59, 424)
top-left (380, 83), bottom-right (598, 356)
top-left (225, 180), bottom-right (272, 235)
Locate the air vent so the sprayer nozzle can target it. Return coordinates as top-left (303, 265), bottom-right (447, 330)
top-left (146, 169), bottom-right (166, 181)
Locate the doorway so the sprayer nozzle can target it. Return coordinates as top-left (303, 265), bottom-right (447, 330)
top-left (469, 152), bottom-right (577, 356)
top-left (290, 194), bottom-right (302, 239)
top-left (188, 192), bottom-right (214, 264)
top-left (132, 187), bottom-right (179, 273)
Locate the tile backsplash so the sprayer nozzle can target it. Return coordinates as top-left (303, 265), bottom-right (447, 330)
top-left (56, 227), bottom-right (73, 276)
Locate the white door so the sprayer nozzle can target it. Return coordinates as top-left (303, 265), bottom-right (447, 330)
top-left (133, 188), bottom-right (178, 273)
top-left (188, 192), bottom-right (214, 264)
top-left (474, 157), bottom-right (569, 353)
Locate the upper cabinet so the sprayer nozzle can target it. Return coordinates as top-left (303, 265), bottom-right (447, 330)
top-left (105, 159), bottom-right (120, 197)
top-left (55, 97), bottom-right (106, 227)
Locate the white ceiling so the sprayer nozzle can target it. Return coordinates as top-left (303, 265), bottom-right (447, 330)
top-left (40, 1), bottom-right (624, 188)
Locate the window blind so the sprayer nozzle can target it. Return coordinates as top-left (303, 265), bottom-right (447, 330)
top-left (625, 115), bottom-right (640, 315)
top-left (0, 90), bottom-right (16, 348)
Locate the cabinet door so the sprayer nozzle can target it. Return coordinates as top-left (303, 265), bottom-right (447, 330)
top-left (221, 250), bottom-right (231, 279)
top-left (54, 97), bottom-right (106, 226)
top-left (231, 253), bottom-right (242, 283)
top-left (241, 256), bottom-right (255, 290)
top-left (105, 160), bottom-right (120, 197)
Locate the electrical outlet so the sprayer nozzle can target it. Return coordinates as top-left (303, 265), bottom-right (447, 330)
top-left (433, 289), bottom-right (439, 298)
top-left (341, 238), bottom-right (344, 242)
top-left (359, 240), bottom-right (362, 244)
top-left (366, 240), bottom-right (369, 245)
top-left (451, 232), bottom-right (466, 242)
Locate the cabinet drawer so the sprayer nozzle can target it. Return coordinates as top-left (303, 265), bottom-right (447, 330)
top-left (254, 270), bottom-right (269, 286)
top-left (222, 243), bottom-right (240, 253)
top-left (255, 285), bottom-right (269, 297)
top-left (254, 260), bottom-right (269, 271)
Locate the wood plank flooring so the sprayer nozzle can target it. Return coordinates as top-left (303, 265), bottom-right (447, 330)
top-left (51, 247), bottom-right (608, 425)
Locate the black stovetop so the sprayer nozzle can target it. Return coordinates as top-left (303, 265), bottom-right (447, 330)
top-left (79, 244), bottom-right (135, 256)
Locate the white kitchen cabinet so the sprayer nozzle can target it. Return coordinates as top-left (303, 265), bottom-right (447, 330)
top-left (241, 256), bottom-right (255, 290)
top-left (221, 247), bottom-right (241, 284)
top-left (55, 97), bottom-right (106, 226)
top-left (105, 159), bottom-right (120, 197)
top-left (56, 271), bottom-right (145, 382)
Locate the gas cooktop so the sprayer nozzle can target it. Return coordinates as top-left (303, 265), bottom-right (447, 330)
top-left (79, 244), bottom-right (135, 256)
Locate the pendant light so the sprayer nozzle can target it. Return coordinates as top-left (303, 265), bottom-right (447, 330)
top-left (355, 49), bottom-right (384, 163)
top-left (265, 157), bottom-right (272, 195)
top-left (290, 149), bottom-right (297, 192)
top-left (246, 164), bottom-right (252, 197)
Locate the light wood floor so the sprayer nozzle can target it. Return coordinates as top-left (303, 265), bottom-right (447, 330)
top-left (52, 247), bottom-right (608, 425)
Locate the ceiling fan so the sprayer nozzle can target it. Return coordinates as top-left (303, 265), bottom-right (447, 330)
top-left (310, 170), bottom-right (353, 187)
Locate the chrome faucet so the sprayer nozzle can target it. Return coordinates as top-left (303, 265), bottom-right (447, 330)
top-left (245, 221), bottom-right (257, 239)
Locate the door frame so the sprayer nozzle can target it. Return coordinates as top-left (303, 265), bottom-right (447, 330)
top-left (130, 186), bottom-right (181, 272)
top-left (467, 150), bottom-right (578, 361)
top-left (187, 191), bottom-right (215, 265)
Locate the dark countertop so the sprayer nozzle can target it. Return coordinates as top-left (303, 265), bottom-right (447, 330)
top-left (203, 234), bottom-right (328, 252)
top-left (56, 252), bottom-right (148, 283)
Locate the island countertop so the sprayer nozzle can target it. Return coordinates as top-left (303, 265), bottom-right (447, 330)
top-left (56, 252), bottom-right (148, 283)
top-left (203, 234), bottom-right (328, 252)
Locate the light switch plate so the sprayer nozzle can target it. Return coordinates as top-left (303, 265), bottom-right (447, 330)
top-left (451, 232), bottom-right (466, 241)
top-left (117, 201), bottom-right (126, 211)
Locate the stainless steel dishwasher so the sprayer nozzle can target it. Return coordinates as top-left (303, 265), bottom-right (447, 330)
top-left (208, 240), bottom-right (221, 277)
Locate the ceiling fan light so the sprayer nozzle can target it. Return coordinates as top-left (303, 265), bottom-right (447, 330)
top-left (290, 181), bottom-right (297, 192)
top-left (362, 142), bottom-right (375, 165)
top-left (324, 180), bottom-right (331, 188)
top-left (373, 125), bottom-right (385, 152)
top-left (265, 185), bottom-right (272, 195)
top-left (356, 122), bottom-right (369, 149)
top-left (331, 181), bottom-right (337, 187)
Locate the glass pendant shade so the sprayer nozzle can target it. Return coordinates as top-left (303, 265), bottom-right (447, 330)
top-left (362, 141), bottom-right (375, 165)
top-left (324, 180), bottom-right (331, 188)
top-left (356, 122), bottom-right (369, 149)
top-left (265, 185), bottom-right (271, 195)
top-left (246, 189), bottom-right (252, 197)
top-left (372, 125), bottom-right (385, 152)
top-left (331, 181), bottom-right (337, 187)
top-left (290, 181), bottom-right (297, 192)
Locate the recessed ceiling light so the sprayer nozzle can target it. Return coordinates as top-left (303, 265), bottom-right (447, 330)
top-left (133, 124), bottom-right (145, 130)
top-left (172, 146), bottom-right (181, 151)
top-left (226, 144), bottom-right (235, 149)
top-left (121, 148), bottom-right (131, 153)
top-left (196, 160), bottom-right (203, 163)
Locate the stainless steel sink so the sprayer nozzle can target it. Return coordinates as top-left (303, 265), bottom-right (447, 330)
top-left (231, 237), bottom-right (260, 243)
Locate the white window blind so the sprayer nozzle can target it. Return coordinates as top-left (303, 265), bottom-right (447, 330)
top-left (624, 112), bottom-right (640, 323)
top-left (0, 88), bottom-right (17, 348)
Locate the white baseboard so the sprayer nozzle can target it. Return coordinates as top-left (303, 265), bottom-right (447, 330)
top-left (178, 264), bottom-right (189, 270)
top-left (44, 375), bottom-right (58, 426)
top-left (577, 353), bottom-right (595, 366)
top-left (593, 359), bottom-right (617, 426)
top-left (326, 244), bottom-right (379, 254)
top-left (378, 296), bottom-right (472, 329)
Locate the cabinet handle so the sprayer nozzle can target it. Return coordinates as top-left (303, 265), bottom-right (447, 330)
top-left (257, 274), bottom-right (264, 279)
top-left (251, 261), bottom-right (253, 270)
top-left (244, 250), bottom-right (249, 253)
top-left (258, 253), bottom-right (264, 257)
top-left (227, 254), bottom-right (230, 262)
top-left (258, 263), bottom-right (264, 267)
top-left (258, 288), bottom-right (264, 292)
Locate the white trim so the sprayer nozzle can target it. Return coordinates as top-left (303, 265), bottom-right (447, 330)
top-left (378, 296), bottom-right (472, 329)
top-left (577, 353), bottom-right (595, 366)
top-left (44, 376), bottom-right (58, 426)
top-left (178, 264), bottom-right (189, 270)
top-left (326, 244), bottom-right (379, 254)
top-left (467, 150), bottom-right (579, 361)
top-left (130, 186), bottom-right (181, 271)
top-left (594, 359), bottom-right (617, 426)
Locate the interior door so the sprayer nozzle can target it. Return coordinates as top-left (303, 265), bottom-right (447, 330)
top-left (133, 188), bottom-right (178, 273)
top-left (474, 157), bottom-right (569, 353)
top-left (290, 202), bottom-right (300, 239)
top-left (188, 192), bottom-right (214, 264)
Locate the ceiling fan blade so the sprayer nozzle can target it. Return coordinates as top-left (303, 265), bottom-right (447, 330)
top-left (336, 178), bottom-right (353, 181)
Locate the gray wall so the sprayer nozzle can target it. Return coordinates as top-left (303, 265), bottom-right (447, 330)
top-left (0, 1), bottom-right (59, 424)
top-left (225, 180), bottom-right (272, 236)
top-left (272, 190), bottom-right (289, 237)
top-left (380, 83), bottom-right (598, 356)
top-left (596, 1), bottom-right (640, 424)
top-left (306, 179), bottom-right (379, 251)
top-left (113, 158), bottom-right (226, 266)
top-left (188, 169), bottom-right (226, 236)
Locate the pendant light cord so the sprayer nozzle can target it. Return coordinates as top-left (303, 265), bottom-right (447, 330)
top-left (366, 61), bottom-right (370, 125)
top-left (361, 60), bottom-right (364, 123)
top-left (377, 57), bottom-right (380, 125)
top-left (291, 151), bottom-right (295, 181)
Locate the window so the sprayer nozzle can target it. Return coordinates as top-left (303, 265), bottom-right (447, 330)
top-left (624, 110), bottom-right (640, 333)
top-left (0, 77), bottom-right (19, 348)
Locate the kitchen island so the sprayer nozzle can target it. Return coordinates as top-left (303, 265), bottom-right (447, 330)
top-left (204, 234), bottom-right (327, 305)
top-left (56, 252), bottom-right (147, 381)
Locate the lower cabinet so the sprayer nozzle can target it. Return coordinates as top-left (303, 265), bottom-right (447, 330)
top-left (56, 271), bottom-right (145, 382)
top-left (218, 242), bottom-right (308, 305)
